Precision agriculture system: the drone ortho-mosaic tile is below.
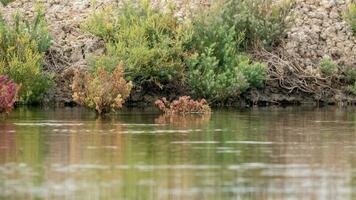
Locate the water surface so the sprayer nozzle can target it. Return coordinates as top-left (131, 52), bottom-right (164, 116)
top-left (1, 107), bottom-right (356, 200)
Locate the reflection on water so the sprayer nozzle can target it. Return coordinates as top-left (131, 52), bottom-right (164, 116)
top-left (1, 107), bottom-right (356, 199)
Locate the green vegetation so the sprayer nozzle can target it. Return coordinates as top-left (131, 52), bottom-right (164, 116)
top-left (83, 1), bottom-right (192, 87)
top-left (344, 3), bottom-right (356, 35)
top-left (0, 0), bottom-right (14, 6)
top-left (221, 0), bottom-right (293, 49)
top-left (82, 0), bottom-right (289, 104)
top-left (348, 82), bottom-right (356, 95)
top-left (186, 1), bottom-right (268, 101)
top-left (345, 67), bottom-right (356, 83)
top-left (0, 6), bottom-right (54, 104)
top-left (319, 58), bottom-right (338, 76)
top-left (344, 67), bottom-right (356, 95)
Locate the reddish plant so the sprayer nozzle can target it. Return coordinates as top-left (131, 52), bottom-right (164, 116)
top-left (155, 113), bottom-right (211, 127)
top-left (155, 96), bottom-right (211, 114)
top-left (0, 75), bottom-right (18, 113)
top-left (72, 63), bottom-right (132, 114)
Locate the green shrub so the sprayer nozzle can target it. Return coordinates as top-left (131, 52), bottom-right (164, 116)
top-left (345, 67), bottom-right (356, 96)
top-left (83, 0), bottom-right (192, 87)
top-left (345, 67), bottom-right (356, 82)
top-left (186, 3), bottom-right (266, 102)
top-left (344, 3), bottom-right (356, 35)
top-left (221, 0), bottom-right (293, 49)
top-left (319, 58), bottom-right (338, 76)
top-left (0, 6), bottom-right (54, 104)
top-left (0, 0), bottom-right (14, 6)
top-left (348, 82), bottom-right (356, 95)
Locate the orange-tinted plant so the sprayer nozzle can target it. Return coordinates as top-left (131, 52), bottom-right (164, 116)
top-left (155, 96), bottom-right (211, 114)
top-left (155, 113), bottom-right (211, 128)
top-left (0, 75), bottom-right (18, 113)
top-left (72, 63), bottom-right (132, 114)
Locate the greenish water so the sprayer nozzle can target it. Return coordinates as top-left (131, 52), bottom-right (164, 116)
top-left (1, 107), bottom-right (356, 200)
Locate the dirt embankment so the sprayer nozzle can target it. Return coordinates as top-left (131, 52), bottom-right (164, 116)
top-left (248, 0), bottom-right (356, 106)
top-left (1, 0), bottom-right (355, 106)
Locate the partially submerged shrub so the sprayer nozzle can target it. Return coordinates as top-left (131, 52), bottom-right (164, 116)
top-left (344, 3), bottom-right (356, 35)
top-left (0, 75), bottom-right (18, 113)
top-left (0, 6), bottom-right (53, 104)
top-left (319, 58), bottom-right (338, 76)
top-left (83, 0), bottom-right (192, 87)
top-left (155, 96), bottom-right (211, 114)
top-left (187, 6), bottom-right (266, 102)
top-left (72, 63), bottom-right (132, 114)
top-left (155, 113), bottom-right (211, 127)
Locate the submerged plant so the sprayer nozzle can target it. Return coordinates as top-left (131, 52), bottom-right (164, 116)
top-left (155, 96), bottom-right (211, 114)
top-left (155, 113), bottom-right (211, 127)
top-left (72, 63), bottom-right (132, 114)
top-left (0, 75), bottom-right (18, 113)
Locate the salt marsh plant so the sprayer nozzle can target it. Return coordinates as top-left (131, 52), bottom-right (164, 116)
top-left (72, 63), bottom-right (132, 114)
top-left (0, 5), bottom-right (53, 104)
top-left (0, 75), bottom-right (18, 113)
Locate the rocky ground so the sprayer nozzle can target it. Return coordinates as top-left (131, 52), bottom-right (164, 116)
top-left (1, 0), bottom-right (355, 106)
top-left (284, 0), bottom-right (356, 68)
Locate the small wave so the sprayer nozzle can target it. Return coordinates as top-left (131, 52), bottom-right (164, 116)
top-left (54, 164), bottom-right (110, 172)
top-left (226, 141), bottom-right (273, 144)
top-left (14, 122), bottom-right (83, 127)
top-left (171, 141), bottom-right (219, 144)
top-left (134, 164), bottom-right (220, 170)
top-left (121, 123), bottom-right (167, 126)
top-left (86, 146), bottom-right (118, 149)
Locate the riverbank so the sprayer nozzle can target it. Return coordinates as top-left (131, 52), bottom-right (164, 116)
top-left (0, 0), bottom-right (355, 109)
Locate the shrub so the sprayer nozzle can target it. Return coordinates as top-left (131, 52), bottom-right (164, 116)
top-left (221, 0), bottom-right (293, 49)
top-left (0, 75), bottom-right (18, 113)
top-left (0, 6), bottom-right (53, 104)
top-left (345, 67), bottom-right (356, 82)
top-left (348, 81), bottom-right (356, 95)
top-left (187, 5), bottom-right (266, 102)
top-left (155, 113), bottom-right (211, 127)
top-left (155, 96), bottom-right (211, 114)
top-left (0, 0), bottom-right (14, 6)
top-left (186, 50), bottom-right (250, 101)
top-left (83, 0), bottom-right (192, 87)
top-left (72, 63), bottom-right (133, 114)
top-left (344, 3), bottom-right (356, 35)
top-left (319, 58), bottom-right (338, 76)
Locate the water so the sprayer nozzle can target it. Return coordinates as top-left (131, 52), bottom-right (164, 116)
top-left (1, 107), bottom-right (356, 200)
